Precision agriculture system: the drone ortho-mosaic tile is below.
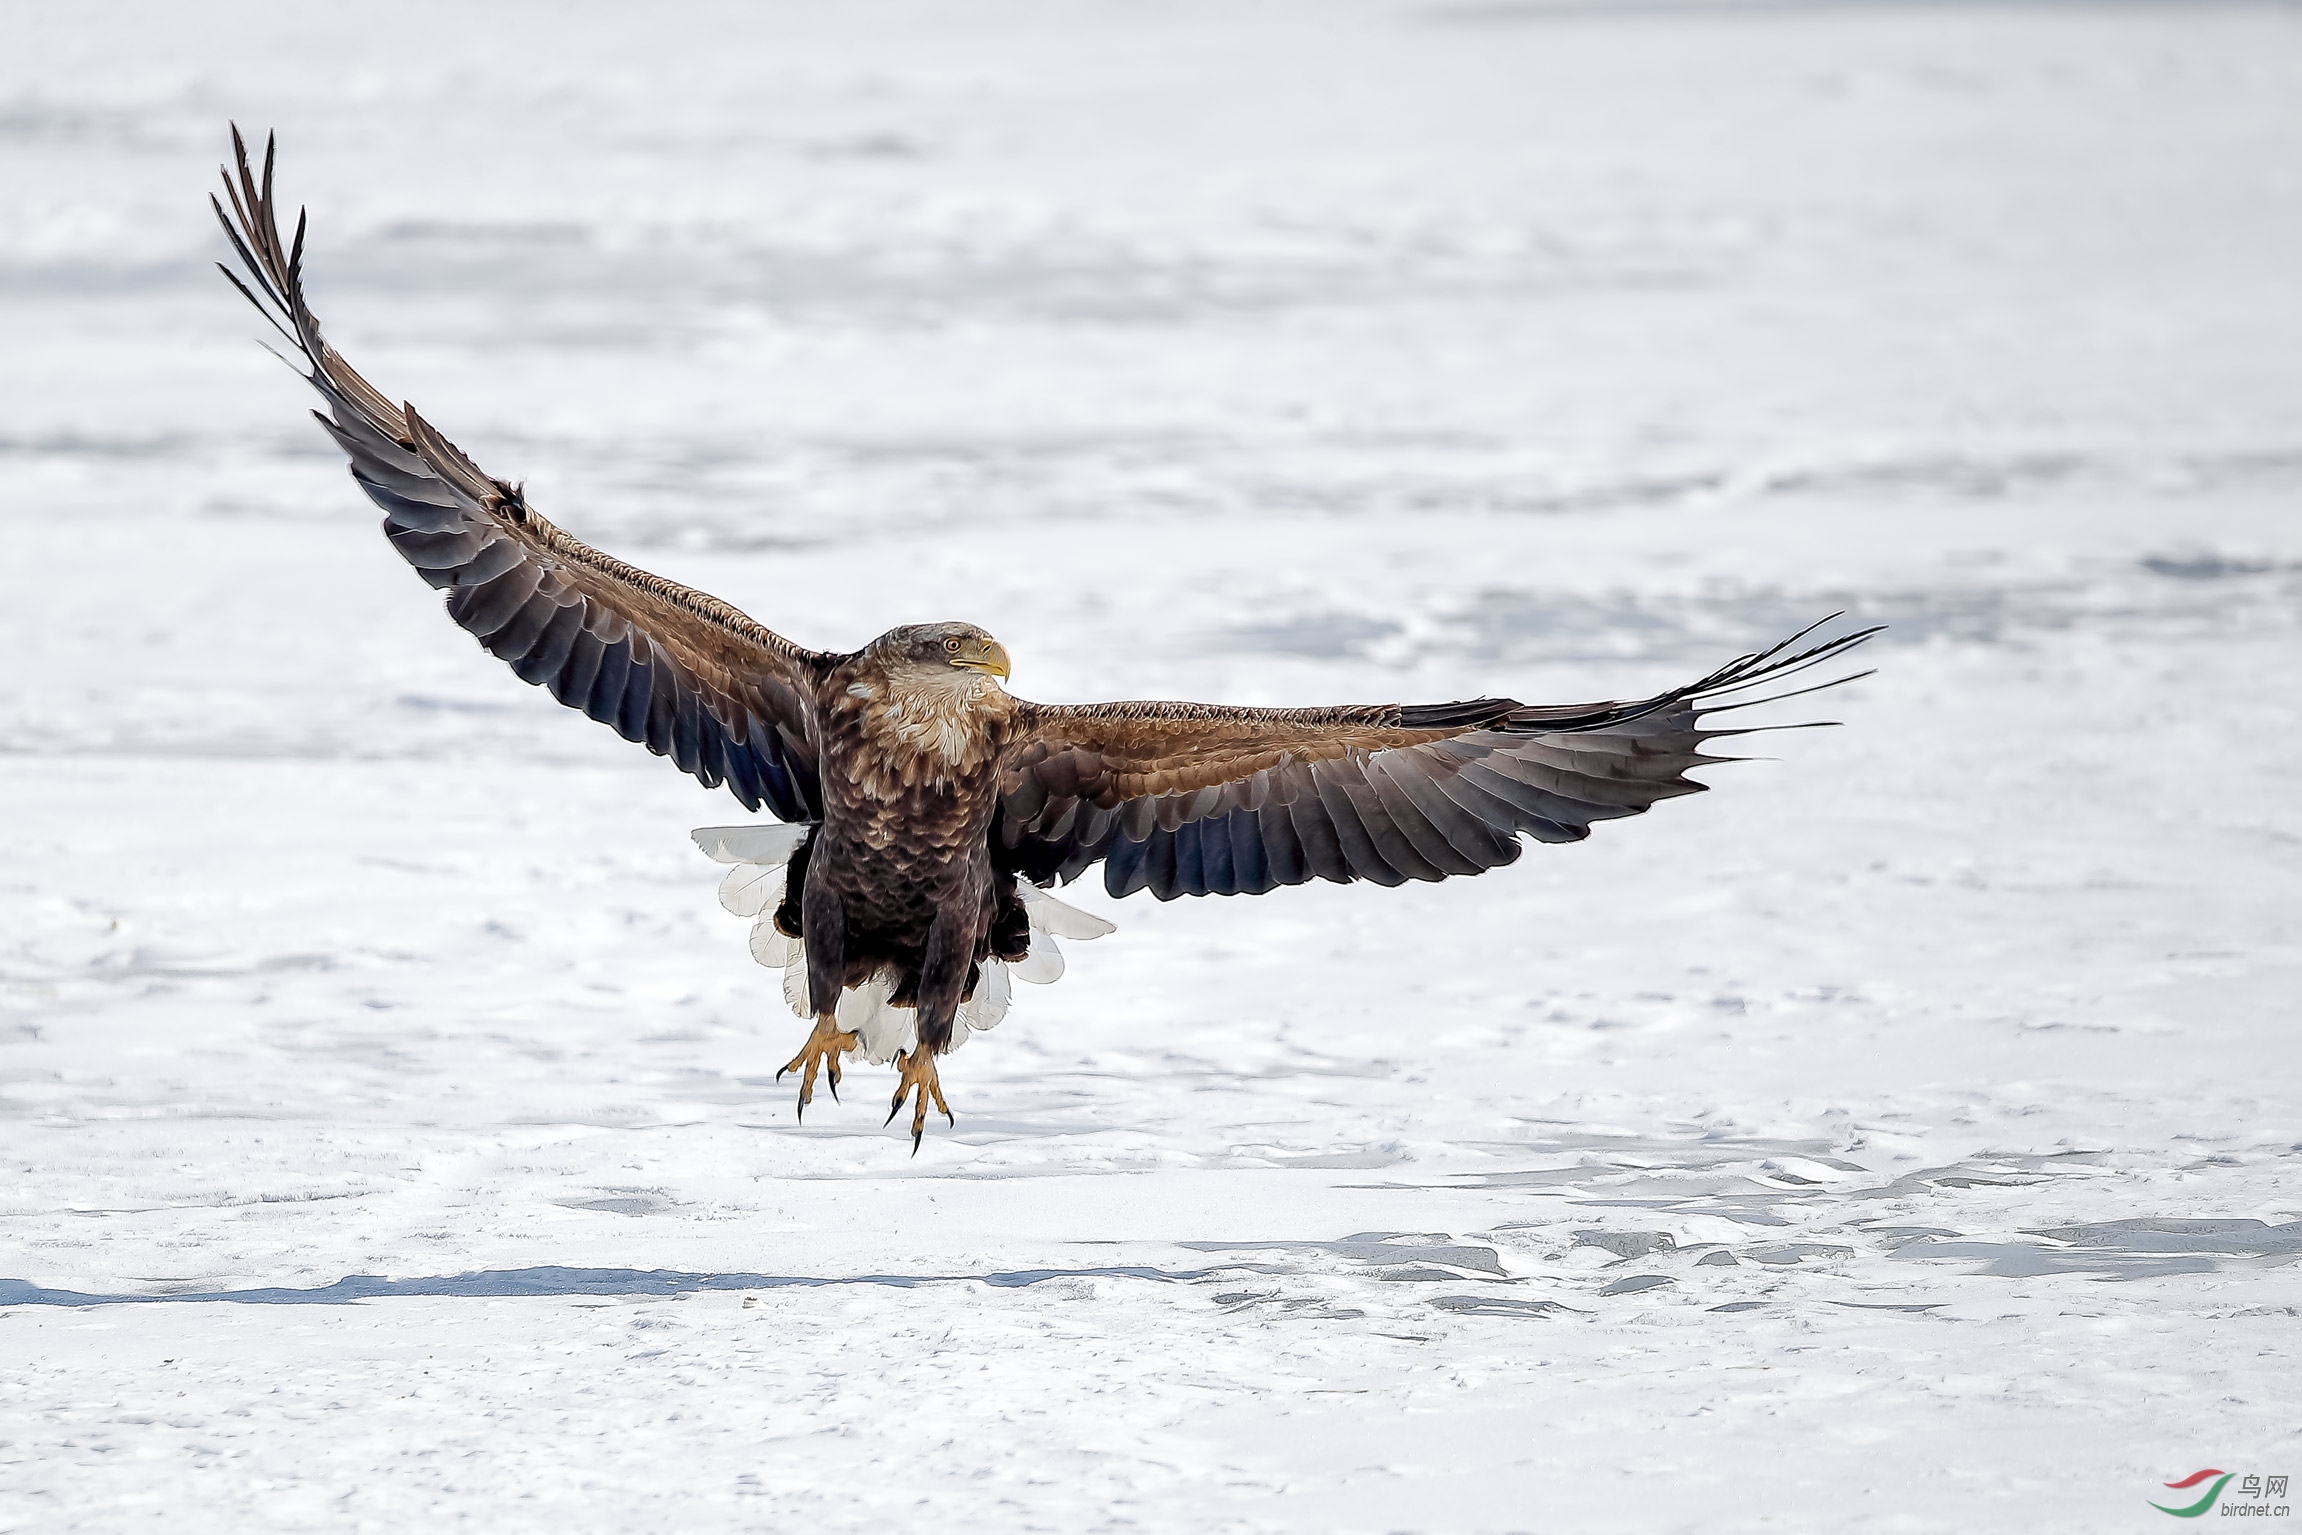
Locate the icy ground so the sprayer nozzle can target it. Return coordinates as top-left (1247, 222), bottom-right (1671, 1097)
top-left (4, 2), bottom-right (2301, 1529)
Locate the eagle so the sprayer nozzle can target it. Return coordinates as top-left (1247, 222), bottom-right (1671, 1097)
top-left (214, 131), bottom-right (1876, 1148)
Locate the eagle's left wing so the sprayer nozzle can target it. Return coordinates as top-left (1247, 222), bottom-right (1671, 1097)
top-left (995, 621), bottom-right (1876, 899)
top-left (213, 128), bottom-right (830, 821)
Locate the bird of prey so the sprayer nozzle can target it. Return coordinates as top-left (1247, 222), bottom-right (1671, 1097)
top-left (214, 130), bottom-right (1876, 1149)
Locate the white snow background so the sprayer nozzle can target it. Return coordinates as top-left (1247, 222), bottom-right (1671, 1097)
top-left (2, 2), bottom-right (2299, 1529)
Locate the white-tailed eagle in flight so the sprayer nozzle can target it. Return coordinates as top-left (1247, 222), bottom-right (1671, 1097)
top-left (215, 130), bottom-right (1876, 1148)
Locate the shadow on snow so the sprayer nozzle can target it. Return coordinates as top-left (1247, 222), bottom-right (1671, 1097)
top-left (0, 1263), bottom-right (1233, 1308)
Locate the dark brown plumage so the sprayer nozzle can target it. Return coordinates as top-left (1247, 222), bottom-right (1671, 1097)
top-left (215, 129), bottom-right (1876, 1148)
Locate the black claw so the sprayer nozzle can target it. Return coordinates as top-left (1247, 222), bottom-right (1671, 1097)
top-left (910, 1126), bottom-right (924, 1154)
top-left (775, 1064), bottom-right (790, 1084)
top-left (885, 1097), bottom-right (903, 1128)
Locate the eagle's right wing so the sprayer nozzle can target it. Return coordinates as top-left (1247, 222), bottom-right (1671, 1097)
top-left (996, 621), bottom-right (1878, 898)
top-left (215, 128), bottom-right (828, 820)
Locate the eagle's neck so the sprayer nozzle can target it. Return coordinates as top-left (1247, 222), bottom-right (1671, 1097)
top-left (830, 664), bottom-right (1015, 794)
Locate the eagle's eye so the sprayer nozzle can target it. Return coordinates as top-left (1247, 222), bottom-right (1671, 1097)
top-left (943, 637), bottom-right (963, 653)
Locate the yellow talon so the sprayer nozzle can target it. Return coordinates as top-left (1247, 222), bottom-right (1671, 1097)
top-left (885, 1047), bottom-right (954, 1153)
top-left (776, 1018), bottom-right (858, 1120)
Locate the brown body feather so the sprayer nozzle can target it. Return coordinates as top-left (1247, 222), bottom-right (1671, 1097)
top-left (803, 647), bottom-right (1027, 1052)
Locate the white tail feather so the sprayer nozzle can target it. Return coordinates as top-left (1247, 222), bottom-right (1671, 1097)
top-left (720, 864), bottom-right (786, 917)
top-left (1019, 883), bottom-right (1117, 940)
top-left (958, 959), bottom-right (1013, 1033)
top-left (840, 975), bottom-right (916, 1064)
top-left (749, 918), bottom-right (802, 970)
top-left (693, 823), bottom-right (811, 868)
top-left (1013, 930), bottom-right (1065, 984)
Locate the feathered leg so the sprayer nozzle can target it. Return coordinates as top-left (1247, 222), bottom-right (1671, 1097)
top-left (887, 905), bottom-right (969, 1151)
top-left (782, 859), bottom-right (856, 1120)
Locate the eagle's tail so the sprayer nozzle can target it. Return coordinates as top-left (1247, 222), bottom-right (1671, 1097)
top-left (693, 825), bottom-right (1115, 1064)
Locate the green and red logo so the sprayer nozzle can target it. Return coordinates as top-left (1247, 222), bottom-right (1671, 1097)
top-left (2154, 1470), bottom-right (2234, 1518)
top-left (2152, 1469), bottom-right (2290, 1518)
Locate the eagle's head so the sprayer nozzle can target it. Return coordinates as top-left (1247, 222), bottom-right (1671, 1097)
top-left (848, 623), bottom-right (1015, 774)
top-left (863, 622), bottom-right (1013, 688)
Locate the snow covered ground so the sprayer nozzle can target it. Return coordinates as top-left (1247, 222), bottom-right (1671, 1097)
top-left (4, 2), bottom-right (2300, 1528)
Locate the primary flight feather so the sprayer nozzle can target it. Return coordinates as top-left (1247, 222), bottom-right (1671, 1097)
top-left (214, 129), bottom-right (1877, 1149)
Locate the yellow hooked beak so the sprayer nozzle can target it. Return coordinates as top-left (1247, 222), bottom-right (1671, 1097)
top-left (951, 637), bottom-right (1012, 680)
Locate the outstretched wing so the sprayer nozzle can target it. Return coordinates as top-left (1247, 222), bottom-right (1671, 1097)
top-left (214, 128), bottom-right (828, 820)
top-left (996, 621), bottom-right (1878, 898)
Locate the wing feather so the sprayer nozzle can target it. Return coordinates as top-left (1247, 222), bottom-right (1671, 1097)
top-left (1312, 756), bottom-right (1409, 887)
top-left (1174, 820), bottom-right (1211, 898)
top-left (556, 627), bottom-right (608, 712)
top-left (1283, 782), bottom-right (1350, 884)
top-left (995, 621), bottom-right (1877, 899)
top-left (214, 128), bottom-right (829, 819)
top-left (1256, 800), bottom-right (1308, 888)
top-left (1229, 808), bottom-right (1276, 895)
top-left (1360, 758), bottom-right (1468, 879)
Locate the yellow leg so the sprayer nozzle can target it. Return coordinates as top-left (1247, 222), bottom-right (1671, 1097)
top-left (885, 1047), bottom-right (954, 1153)
top-left (776, 1016), bottom-right (857, 1121)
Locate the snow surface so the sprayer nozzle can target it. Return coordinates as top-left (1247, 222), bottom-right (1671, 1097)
top-left (4, 2), bottom-right (2301, 1529)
